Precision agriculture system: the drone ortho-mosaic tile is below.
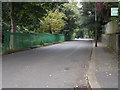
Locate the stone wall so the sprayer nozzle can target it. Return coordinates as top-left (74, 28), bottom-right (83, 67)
top-left (102, 20), bottom-right (120, 55)
top-left (102, 34), bottom-right (119, 53)
top-left (105, 20), bottom-right (118, 34)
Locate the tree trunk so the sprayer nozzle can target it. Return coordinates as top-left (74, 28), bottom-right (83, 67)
top-left (10, 2), bottom-right (16, 50)
top-left (49, 24), bottom-right (52, 34)
top-left (11, 2), bottom-right (16, 33)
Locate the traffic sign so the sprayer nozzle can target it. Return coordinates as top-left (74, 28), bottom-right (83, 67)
top-left (111, 8), bottom-right (118, 16)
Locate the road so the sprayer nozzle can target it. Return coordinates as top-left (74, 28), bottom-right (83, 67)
top-left (3, 39), bottom-right (92, 88)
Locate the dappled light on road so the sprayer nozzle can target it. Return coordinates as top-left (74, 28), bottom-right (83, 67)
top-left (74, 38), bottom-right (94, 41)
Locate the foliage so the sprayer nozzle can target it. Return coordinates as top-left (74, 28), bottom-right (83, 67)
top-left (102, 2), bottom-right (118, 22)
top-left (60, 3), bottom-right (81, 35)
top-left (77, 2), bottom-right (119, 39)
top-left (2, 2), bottom-right (64, 33)
top-left (78, 2), bottom-right (96, 38)
top-left (39, 9), bottom-right (67, 34)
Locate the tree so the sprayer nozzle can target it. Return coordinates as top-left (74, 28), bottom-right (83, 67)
top-left (79, 2), bottom-right (119, 40)
top-left (2, 2), bottom-right (11, 32)
top-left (2, 2), bottom-right (65, 33)
top-left (79, 2), bottom-right (96, 38)
top-left (39, 9), bottom-right (67, 34)
top-left (10, 2), bottom-right (16, 33)
top-left (103, 2), bottom-right (118, 22)
top-left (60, 2), bottom-right (81, 36)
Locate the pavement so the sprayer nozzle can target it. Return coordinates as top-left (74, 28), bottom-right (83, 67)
top-left (88, 42), bottom-right (119, 89)
top-left (3, 39), bottom-right (92, 88)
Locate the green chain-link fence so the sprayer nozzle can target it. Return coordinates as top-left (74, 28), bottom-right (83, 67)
top-left (2, 32), bottom-right (66, 53)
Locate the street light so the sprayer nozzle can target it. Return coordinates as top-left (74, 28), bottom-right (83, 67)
top-left (95, 2), bottom-right (98, 47)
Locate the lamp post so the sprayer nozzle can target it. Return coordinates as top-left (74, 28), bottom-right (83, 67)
top-left (95, 2), bottom-right (98, 47)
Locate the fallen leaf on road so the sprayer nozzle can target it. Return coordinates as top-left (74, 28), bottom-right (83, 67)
top-left (96, 69), bottom-right (98, 72)
top-left (64, 81), bottom-right (66, 83)
top-left (84, 74), bottom-right (88, 77)
top-left (80, 80), bottom-right (82, 82)
top-left (49, 74), bottom-right (52, 77)
top-left (106, 72), bottom-right (108, 74)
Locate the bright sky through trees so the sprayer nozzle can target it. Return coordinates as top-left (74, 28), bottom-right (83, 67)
top-left (76, 2), bottom-right (82, 8)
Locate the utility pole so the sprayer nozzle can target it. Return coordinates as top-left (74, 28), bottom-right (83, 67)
top-left (95, 2), bottom-right (98, 47)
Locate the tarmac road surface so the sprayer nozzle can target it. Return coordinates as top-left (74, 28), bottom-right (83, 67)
top-left (3, 39), bottom-right (92, 88)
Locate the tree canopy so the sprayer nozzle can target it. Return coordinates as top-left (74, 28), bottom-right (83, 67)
top-left (60, 2), bottom-right (81, 35)
top-left (39, 9), bottom-right (67, 34)
top-left (2, 2), bottom-right (119, 38)
top-left (2, 2), bottom-right (64, 33)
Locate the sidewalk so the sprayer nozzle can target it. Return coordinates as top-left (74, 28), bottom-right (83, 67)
top-left (88, 42), bottom-right (119, 89)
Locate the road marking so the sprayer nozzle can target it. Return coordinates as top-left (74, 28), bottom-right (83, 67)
top-left (87, 43), bottom-right (101, 88)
